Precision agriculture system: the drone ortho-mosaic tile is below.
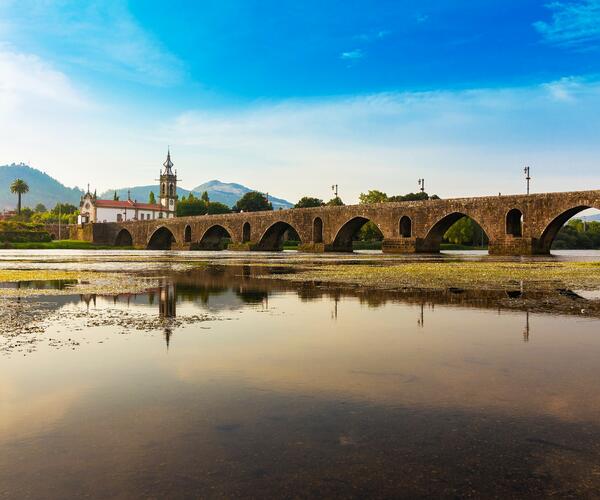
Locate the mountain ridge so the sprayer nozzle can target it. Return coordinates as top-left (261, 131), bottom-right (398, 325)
top-left (0, 164), bottom-right (293, 210)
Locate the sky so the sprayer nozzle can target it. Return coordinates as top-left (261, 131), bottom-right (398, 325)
top-left (1, 0), bottom-right (599, 203)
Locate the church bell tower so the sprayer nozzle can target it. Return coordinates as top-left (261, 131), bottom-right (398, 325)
top-left (159, 148), bottom-right (178, 216)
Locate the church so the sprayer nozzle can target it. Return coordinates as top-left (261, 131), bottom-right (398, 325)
top-left (78, 150), bottom-right (178, 224)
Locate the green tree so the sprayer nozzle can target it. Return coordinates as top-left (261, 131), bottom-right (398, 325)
top-left (201, 191), bottom-right (210, 203)
top-left (206, 202), bottom-right (231, 215)
top-left (10, 179), bottom-right (29, 215)
top-left (295, 196), bottom-right (324, 208)
top-left (233, 192), bottom-right (272, 212)
top-left (176, 196), bottom-right (207, 216)
top-left (359, 190), bottom-right (388, 204)
top-left (34, 203), bottom-right (47, 213)
top-left (326, 196), bottom-right (344, 206)
top-left (149, 191), bottom-right (156, 204)
top-left (52, 203), bottom-right (78, 215)
top-left (113, 191), bottom-right (119, 201)
top-left (389, 192), bottom-right (431, 202)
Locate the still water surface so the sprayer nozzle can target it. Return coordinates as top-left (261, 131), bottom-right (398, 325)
top-left (1, 261), bottom-right (600, 497)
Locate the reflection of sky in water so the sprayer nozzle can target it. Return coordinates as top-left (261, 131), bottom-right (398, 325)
top-left (2, 272), bottom-right (600, 496)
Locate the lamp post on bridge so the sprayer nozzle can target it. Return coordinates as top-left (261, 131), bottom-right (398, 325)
top-left (524, 166), bottom-right (531, 195)
top-left (418, 178), bottom-right (425, 193)
top-left (331, 184), bottom-right (338, 198)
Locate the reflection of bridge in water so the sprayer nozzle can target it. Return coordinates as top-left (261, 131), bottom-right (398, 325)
top-left (77, 265), bottom-right (599, 348)
top-left (72, 190), bottom-right (600, 255)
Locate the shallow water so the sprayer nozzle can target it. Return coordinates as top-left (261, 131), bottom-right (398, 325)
top-left (1, 262), bottom-right (600, 498)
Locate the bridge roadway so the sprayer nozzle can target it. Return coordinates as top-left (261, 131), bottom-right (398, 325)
top-left (70, 190), bottom-right (600, 255)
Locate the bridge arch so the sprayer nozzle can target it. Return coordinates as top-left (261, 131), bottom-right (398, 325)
top-left (313, 217), bottom-right (323, 243)
top-left (538, 205), bottom-right (595, 253)
top-left (257, 221), bottom-right (302, 251)
top-left (424, 212), bottom-right (489, 252)
top-left (399, 216), bottom-right (412, 238)
top-left (332, 216), bottom-right (384, 252)
top-left (198, 224), bottom-right (233, 250)
top-left (147, 227), bottom-right (176, 250)
top-left (115, 228), bottom-right (133, 247)
top-left (184, 225), bottom-right (192, 243)
top-left (242, 222), bottom-right (251, 243)
top-left (506, 209), bottom-right (523, 237)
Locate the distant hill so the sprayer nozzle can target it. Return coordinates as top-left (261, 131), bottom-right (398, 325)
top-left (192, 180), bottom-right (293, 209)
top-left (0, 163), bottom-right (83, 210)
top-left (99, 185), bottom-right (194, 203)
top-left (102, 180), bottom-right (293, 209)
top-left (0, 164), bottom-right (294, 211)
top-left (580, 213), bottom-right (600, 222)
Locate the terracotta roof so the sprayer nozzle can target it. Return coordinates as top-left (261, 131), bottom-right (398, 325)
top-left (94, 199), bottom-right (167, 211)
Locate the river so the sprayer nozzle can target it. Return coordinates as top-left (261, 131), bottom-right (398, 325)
top-left (1, 251), bottom-right (600, 497)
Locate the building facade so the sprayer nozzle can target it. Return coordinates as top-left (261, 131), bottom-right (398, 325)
top-left (78, 151), bottom-right (178, 224)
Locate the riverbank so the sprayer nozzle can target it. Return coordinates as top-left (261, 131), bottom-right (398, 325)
top-left (0, 239), bottom-right (132, 250)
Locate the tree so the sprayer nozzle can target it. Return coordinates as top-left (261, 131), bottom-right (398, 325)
top-left (10, 179), bottom-right (29, 215)
top-left (389, 192), bottom-right (430, 202)
top-left (206, 202), bottom-right (231, 215)
top-left (34, 203), bottom-right (47, 213)
top-left (443, 217), bottom-right (487, 246)
top-left (326, 196), bottom-right (344, 206)
top-left (52, 203), bottom-right (78, 215)
top-left (295, 196), bottom-right (324, 208)
top-left (233, 191), bottom-right (272, 212)
top-left (359, 190), bottom-right (388, 204)
top-left (149, 191), bottom-right (156, 204)
top-left (201, 191), bottom-right (210, 203)
top-left (113, 191), bottom-right (119, 201)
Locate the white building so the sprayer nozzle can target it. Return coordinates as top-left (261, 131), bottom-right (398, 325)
top-left (78, 150), bottom-right (178, 224)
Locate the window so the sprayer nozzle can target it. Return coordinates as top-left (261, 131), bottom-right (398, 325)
top-left (117, 214), bottom-right (122, 222)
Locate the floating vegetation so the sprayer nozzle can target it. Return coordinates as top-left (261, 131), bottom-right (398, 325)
top-left (263, 261), bottom-right (600, 292)
top-left (0, 270), bottom-right (159, 297)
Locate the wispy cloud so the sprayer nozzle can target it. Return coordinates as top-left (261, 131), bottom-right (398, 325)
top-left (0, 0), bottom-right (185, 86)
top-left (340, 49), bottom-right (365, 60)
top-left (0, 46), bottom-right (89, 112)
top-left (158, 78), bottom-right (600, 201)
top-left (533, 0), bottom-right (600, 50)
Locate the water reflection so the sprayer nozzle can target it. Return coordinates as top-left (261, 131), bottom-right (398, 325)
top-left (2, 265), bottom-right (600, 497)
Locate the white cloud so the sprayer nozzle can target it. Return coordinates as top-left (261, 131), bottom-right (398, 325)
top-left (534, 0), bottom-right (600, 50)
top-left (158, 79), bottom-right (600, 202)
top-left (0, 0), bottom-right (185, 86)
top-left (340, 49), bottom-right (365, 60)
top-left (0, 46), bottom-right (89, 112)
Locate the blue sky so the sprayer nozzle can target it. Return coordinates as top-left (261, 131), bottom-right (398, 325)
top-left (1, 0), bottom-right (599, 202)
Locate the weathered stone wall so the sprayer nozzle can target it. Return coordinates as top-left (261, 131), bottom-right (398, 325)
top-left (73, 190), bottom-right (600, 255)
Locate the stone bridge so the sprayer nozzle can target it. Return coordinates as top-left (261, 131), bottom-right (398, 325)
top-left (70, 190), bottom-right (600, 255)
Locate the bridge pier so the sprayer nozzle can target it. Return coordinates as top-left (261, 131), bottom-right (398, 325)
top-left (488, 237), bottom-right (546, 256)
top-left (298, 243), bottom-right (325, 253)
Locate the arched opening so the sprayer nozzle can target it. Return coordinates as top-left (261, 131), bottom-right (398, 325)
top-left (332, 217), bottom-right (384, 252)
top-left (313, 217), bottom-right (323, 243)
top-left (257, 221), bottom-right (302, 251)
top-left (399, 216), bottom-right (412, 238)
top-left (115, 228), bottom-right (133, 247)
top-left (147, 227), bottom-right (176, 250)
top-left (242, 222), bottom-right (251, 243)
top-left (184, 225), bottom-right (192, 243)
top-left (198, 225), bottom-right (232, 250)
top-left (424, 213), bottom-right (489, 252)
top-left (539, 205), bottom-right (599, 253)
top-left (506, 209), bottom-right (523, 237)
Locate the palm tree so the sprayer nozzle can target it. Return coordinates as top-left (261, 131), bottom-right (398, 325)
top-left (10, 179), bottom-right (29, 215)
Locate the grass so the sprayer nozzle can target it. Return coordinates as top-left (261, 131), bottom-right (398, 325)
top-left (2, 240), bottom-right (133, 250)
